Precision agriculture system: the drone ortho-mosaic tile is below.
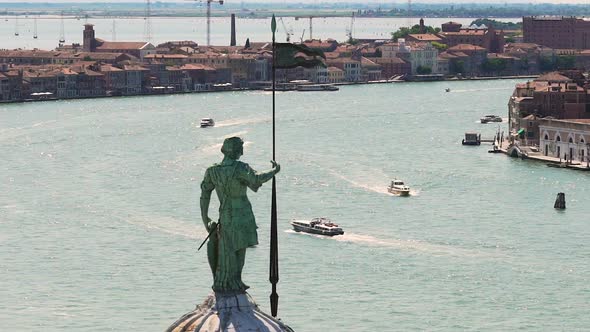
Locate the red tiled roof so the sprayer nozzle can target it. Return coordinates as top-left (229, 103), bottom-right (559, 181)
top-left (535, 72), bottom-right (572, 83)
top-left (407, 34), bottom-right (442, 42)
top-left (447, 44), bottom-right (486, 51)
top-left (96, 42), bottom-right (150, 50)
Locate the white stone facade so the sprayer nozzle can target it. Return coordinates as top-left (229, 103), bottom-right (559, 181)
top-left (539, 119), bottom-right (590, 163)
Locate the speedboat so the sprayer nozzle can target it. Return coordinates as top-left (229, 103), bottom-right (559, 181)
top-left (387, 179), bottom-right (410, 196)
top-left (480, 115), bottom-right (502, 124)
top-left (200, 118), bottom-right (215, 128)
top-left (445, 88), bottom-right (451, 92)
top-left (291, 217), bottom-right (344, 236)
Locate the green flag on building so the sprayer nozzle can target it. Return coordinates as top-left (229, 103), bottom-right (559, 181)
top-left (274, 43), bottom-right (326, 69)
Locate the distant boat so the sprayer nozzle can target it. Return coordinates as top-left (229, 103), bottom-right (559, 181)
top-left (200, 118), bottom-right (215, 128)
top-left (33, 18), bottom-right (38, 39)
top-left (480, 115), bottom-right (502, 124)
top-left (445, 88), bottom-right (451, 92)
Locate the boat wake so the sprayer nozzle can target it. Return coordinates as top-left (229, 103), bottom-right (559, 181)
top-left (285, 230), bottom-right (499, 258)
top-left (199, 139), bottom-right (252, 155)
top-left (327, 169), bottom-right (389, 195)
top-left (113, 214), bottom-right (203, 240)
top-left (214, 117), bottom-right (270, 128)
top-left (450, 87), bottom-right (513, 93)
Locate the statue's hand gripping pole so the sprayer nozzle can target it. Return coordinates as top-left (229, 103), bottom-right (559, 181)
top-left (197, 222), bottom-right (219, 251)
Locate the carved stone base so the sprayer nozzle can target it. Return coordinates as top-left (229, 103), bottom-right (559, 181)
top-left (166, 292), bottom-right (294, 332)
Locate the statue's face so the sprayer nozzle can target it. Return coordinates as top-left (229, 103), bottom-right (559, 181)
top-left (233, 145), bottom-right (243, 160)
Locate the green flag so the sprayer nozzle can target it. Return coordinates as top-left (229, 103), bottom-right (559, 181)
top-left (274, 43), bottom-right (326, 69)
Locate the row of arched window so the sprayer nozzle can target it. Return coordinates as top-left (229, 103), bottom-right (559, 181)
top-left (543, 133), bottom-right (585, 144)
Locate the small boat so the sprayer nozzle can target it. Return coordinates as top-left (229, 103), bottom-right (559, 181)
top-left (200, 118), bottom-right (215, 128)
top-left (387, 179), bottom-right (410, 196)
top-left (480, 115), bottom-right (503, 124)
top-left (445, 88), bottom-right (451, 92)
top-left (291, 217), bottom-right (344, 236)
top-left (296, 84), bottom-right (339, 92)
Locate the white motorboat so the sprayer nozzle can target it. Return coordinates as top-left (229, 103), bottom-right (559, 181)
top-left (200, 118), bottom-right (215, 128)
top-left (387, 179), bottom-right (410, 196)
top-left (291, 217), bottom-right (344, 236)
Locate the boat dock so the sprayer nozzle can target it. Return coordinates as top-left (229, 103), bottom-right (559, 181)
top-left (493, 140), bottom-right (590, 171)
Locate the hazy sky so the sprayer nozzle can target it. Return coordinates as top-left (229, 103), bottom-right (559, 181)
top-left (4, 0), bottom-right (590, 3)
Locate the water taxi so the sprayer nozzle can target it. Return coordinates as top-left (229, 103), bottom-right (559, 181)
top-left (480, 115), bottom-right (502, 124)
top-left (291, 217), bottom-right (344, 236)
top-left (200, 118), bottom-right (215, 128)
top-left (387, 179), bottom-right (411, 196)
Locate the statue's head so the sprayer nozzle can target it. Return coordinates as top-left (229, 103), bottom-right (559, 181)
top-left (221, 137), bottom-right (244, 160)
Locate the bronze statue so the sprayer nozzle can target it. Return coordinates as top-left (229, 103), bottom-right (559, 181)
top-left (200, 137), bottom-right (280, 292)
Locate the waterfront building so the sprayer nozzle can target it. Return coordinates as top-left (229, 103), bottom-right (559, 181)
top-left (55, 68), bottom-right (79, 99)
top-left (380, 39), bottom-right (439, 75)
top-left (304, 65), bottom-right (329, 83)
top-left (445, 44), bottom-right (487, 76)
top-left (371, 57), bottom-right (411, 78)
top-left (22, 68), bottom-right (57, 97)
top-left (436, 56), bottom-right (450, 75)
top-left (360, 57), bottom-right (382, 81)
top-left (100, 64), bottom-right (126, 95)
top-left (0, 50), bottom-right (133, 66)
top-left (508, 72), bottom-right (590, 134)
top-left (71, 66), bottom-right (106, 97)
top-left (178, 64), bottom-right (217, 91)
top-left (538, 118), bottom-right (590, 162)
top-left (438, 22), bottom-right (504, 53)
top-left (0, 68), bottom-right (22, 101)
top-left (82, 24), bottom-right (156, 61)
top-left (326, 58), bottom-right (362, 82)
top-left (403, 42), bottom-right (439, 75)
top-left (122, 64), bottom-right (149, 95)
top-left (503, 43), bottom-right (555, 74)
top-left (144, 54), bottom-right (188, 66)
top-left (523, 16), bottom-right (590, 49)
top-left (327, 66), bottom-right (344, 83)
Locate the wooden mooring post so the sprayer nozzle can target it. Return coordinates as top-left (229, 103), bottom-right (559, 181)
top-left (554, 193), bottom-right (566, 210)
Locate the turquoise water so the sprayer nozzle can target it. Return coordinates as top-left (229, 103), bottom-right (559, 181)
top-left (1, 80), bottom-right (589, 331)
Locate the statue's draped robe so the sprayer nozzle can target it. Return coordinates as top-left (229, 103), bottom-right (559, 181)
top-left (201, 160), bottom-right (274, 292)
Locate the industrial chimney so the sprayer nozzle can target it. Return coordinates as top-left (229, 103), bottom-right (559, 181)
top-left (230, 14), bottom-right (236, 46)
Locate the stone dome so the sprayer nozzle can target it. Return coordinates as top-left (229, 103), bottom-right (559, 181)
top-left (166, 292), bottom-right (294, 332)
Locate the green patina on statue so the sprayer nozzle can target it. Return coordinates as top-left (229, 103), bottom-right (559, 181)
top-left (200, 137), bottom-right (280, 293)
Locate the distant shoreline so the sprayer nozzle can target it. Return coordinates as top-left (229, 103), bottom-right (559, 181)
top-left (0, 75), bottom-right (535, 106)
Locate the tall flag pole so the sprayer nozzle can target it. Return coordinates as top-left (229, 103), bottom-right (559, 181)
top-left (269, 14), bottom-right (279, 318)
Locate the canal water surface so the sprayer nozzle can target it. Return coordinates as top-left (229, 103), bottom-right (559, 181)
top-left (1, 79), bottom-right (588, 331)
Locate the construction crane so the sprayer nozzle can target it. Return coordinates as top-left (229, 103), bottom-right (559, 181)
top-left (278, 17), bottom-right (292, 42)
top-left (345, 11), bottom-right (355, 42)
top-left (188, 0), bottom-right (224, 46)
top-left (59, 11), bottom-right (65, 44)
top-left (294, 16), bottom-right (317, 41)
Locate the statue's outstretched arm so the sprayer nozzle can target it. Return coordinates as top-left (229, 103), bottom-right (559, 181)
top-left (239, 161), bottom-right (280, 192)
